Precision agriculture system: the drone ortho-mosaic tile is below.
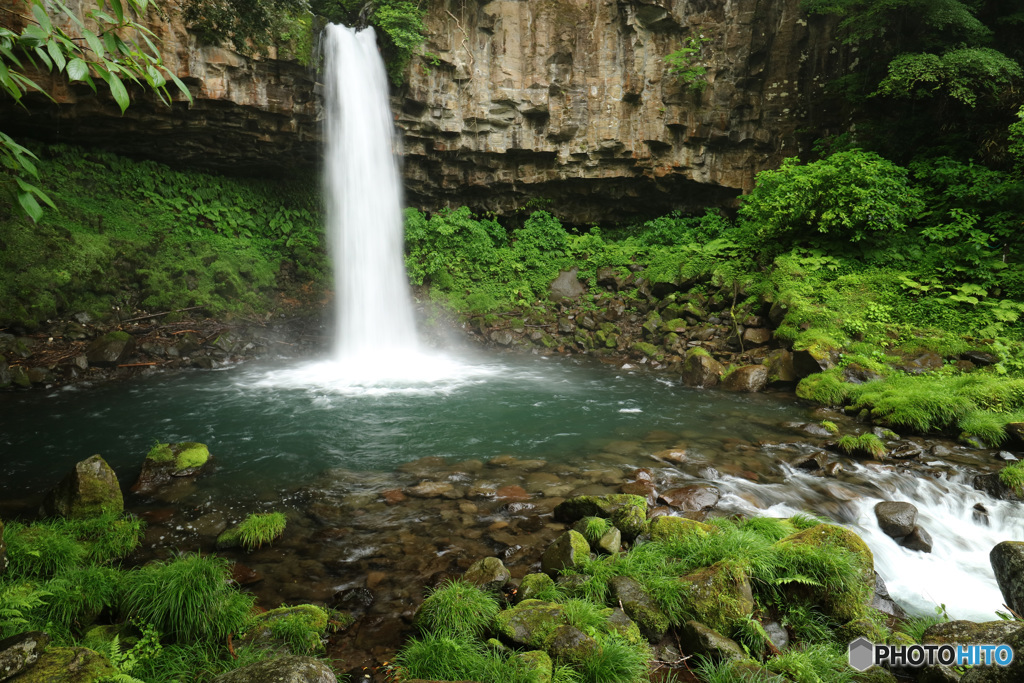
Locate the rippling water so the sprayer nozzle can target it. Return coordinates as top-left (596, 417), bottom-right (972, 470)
top-left (1, 352), bottom-right (1020, 622)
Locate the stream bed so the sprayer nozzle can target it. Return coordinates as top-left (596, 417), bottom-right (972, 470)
top-left (1, 349), bottom-right (1020, 666)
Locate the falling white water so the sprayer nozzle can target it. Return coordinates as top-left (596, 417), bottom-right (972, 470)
top-left (712, 464), bottom-right (1023, 621)
top-left (322, 24), bottom-right (418, 361)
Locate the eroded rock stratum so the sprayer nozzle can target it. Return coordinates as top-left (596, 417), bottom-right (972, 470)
top-left (0, 0), bottom-right (849, 222)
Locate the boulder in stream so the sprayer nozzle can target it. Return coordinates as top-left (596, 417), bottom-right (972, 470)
top-left (133, 442), bottom-right (211, 494)
top-left (680, 348), bottom-right (724, 388)
top-left (990, 541), bottom-right (1024, 618)
top-left (720, 365), bottom-right (769, 393)
top-left (874, 501), bottom-right (918, 539)
top-left (41, 454), bottom-right (123, 519)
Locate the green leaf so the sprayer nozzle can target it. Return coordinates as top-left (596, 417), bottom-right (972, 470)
top-left (83, 29), bottom-right (104, 57)
top-left (67, 57), bottom-right (89, 81)
top-left (17, 188), bottom-right (44, 222)
top-left (46, 40), bottom-right (67, 72)
top-left (31, 3), bottom-right (53, 34)
top-left (110, 0), bottom-right (124, 23)
top-left (104, 71), bottom-right (129, 112)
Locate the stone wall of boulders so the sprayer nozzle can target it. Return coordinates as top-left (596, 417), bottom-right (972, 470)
top-left (460, 269), bottom-right (800, 393)
top-left (0, 313), bottom-right (325, 390)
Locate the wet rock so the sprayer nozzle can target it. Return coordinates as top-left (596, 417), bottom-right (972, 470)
top-left (596, 527), bottom-right (621, 555)
top-left (540, 531), bottom-right (590, 578)
top-left (842, 363), bottom-right (883, 384)
top-left (900, 352), bottom-right (944, 374)
top-left (990, 541), bottom-right (1024, 618)
top-left (870, 572), bottom-right (908, 620)
top-left (464, 557), bottom-right (511, 593)
top-left (793, 347), bottom-right (836, 377)
top-left (658, 485), bottom-right (720, 512)
top-left (211, 655), bottom-right (337, 683)
top-left (333, 587), bottom-right (374, 612)
top-left (491, 329), bottom-right (516, 345)
top-left (995, 451), bottom-right (1018, 462)
top-left (900, 526), bottom-right (933, 553)
top-left (650, 448), bottom-right (688, 465)
top-left (972, 473), bottom-right (1024, 502)
top-left (611, 503), bottom-right (648, 542)
top-left (680, 349), bottom-right (724, 388)
top-left (0, 631), bottom-right (49, 680)
top-left (133, 442), bottom-right (211, 495)
top-left (764, 349), bottom-right (797, 385)
top-left (720, 365), bottom-right (768, 392)
top-left (406, 481), bottom-right (455, 499)
top-left (230, 562), bottom-right (263, 586)
top-left (973, 503), bottom-right (990, 526)
top-left (889, 442), bottom-right (924, 460)
top-left (874, 501), bottom-right (918, 539)
top-left (618, 480), bottom-right (657, 506)
top-left (495, 485), bottom-right (529, 502)
top-left (41, 454), bottom-right (123, 519)
top-left (678, 620), bottom-right (745, 661)
top-left (85, 331), bottom-right (136, 366)
top-left (742, 328), bottom-right (772, 346)
top-left (609, 576), bottom-right (669, 642)
top-left (550, 268), bottom-right (586, 302)
top-left (380, 489), bottom-right (406, 505)
top-left (789, 451), bottom-right (828, 471)
top-left (596, 267), bottom-right (627, 291)
top-left (922, 620), bottom-right (1024, 647)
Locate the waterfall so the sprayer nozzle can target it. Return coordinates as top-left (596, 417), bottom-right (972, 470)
top-left (322, 24), bottom-right (419, 360)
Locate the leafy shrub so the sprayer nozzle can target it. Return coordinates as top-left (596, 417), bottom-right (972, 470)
top-left (737, 150), bottom-right (925, 254)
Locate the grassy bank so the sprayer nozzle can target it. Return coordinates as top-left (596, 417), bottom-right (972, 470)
top-left (0, 145), bottom-right (327, 329)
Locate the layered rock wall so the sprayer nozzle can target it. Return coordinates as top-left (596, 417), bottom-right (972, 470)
top-left (0, 0), bottom-right (848, 220)
top-left (399, 0), bottom-right (848, 222)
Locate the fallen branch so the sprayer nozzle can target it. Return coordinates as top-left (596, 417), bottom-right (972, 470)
top-left (122, 306), bottom-right (205, 323)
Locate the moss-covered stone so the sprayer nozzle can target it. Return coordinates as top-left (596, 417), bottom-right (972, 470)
top-left (548, 624), bottom-right (599, 663)
top-left (774, 523), bottom-right (875, 622)
top-left (11, 646), bottom-right (116, 682)
top-left (597, 527), bottom-right (622, 554)
top-left (541, 530), bottom-right (590, 578)
top-left (649, 516), bottom-right (713, 543)
top-left (681, 348), bottom-right (724, 388)
top-left (631, 341), bottom-right (661, 359)
top-left (41, 454), bottom-right (123, 519)
top-left (605, 608), bottom-right (646, 647)
top-left (495, 599), bottom-right (566, 648)
top-left (518, 573), bottom-right (556, 602)
top-left (610, 503), bottom-right (648, 542)
top-left (515, 650), bottom-right (553, 683)
top-left (243, 604), bottom-right (329, 654)
top-left (216, 526), bottom-right (243, 549)
top-left (836, 617), bottom-right (888, 644)
top-left (678, 620), bottom-right (746, 661)
top-left (134, 442), bottom-right (211, 494)
top-left (679, 561), bottom-right (755, 633)
top-left (553, 494), bottom-right (648, 523)
top-left (464, 556), bottom-right (511, 592)
top-left (609, 576), bottom-right (670, 642)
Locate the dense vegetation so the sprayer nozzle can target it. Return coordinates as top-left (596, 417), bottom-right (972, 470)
top-left (0, 145), bottom-right (326, 328)
top-left (0, 512), bottom-right (338, 682)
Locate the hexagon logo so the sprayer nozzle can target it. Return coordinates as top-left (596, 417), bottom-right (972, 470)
top-left (849, 637), bottom-right (875, 672)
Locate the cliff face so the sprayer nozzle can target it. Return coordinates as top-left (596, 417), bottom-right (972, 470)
top-left (0, 0), bottom-right (846, 221)
top-left (0, 0), bottom-right (321, 174)
top-left (400, 0), bottom-right (846, 223)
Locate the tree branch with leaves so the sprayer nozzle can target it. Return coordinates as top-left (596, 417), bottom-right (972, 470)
top-left (1, 0), bottom-right (192, 220)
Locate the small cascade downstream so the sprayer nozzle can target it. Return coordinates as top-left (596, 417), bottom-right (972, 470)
top-left (711, 461), bottom-right (1019, 620)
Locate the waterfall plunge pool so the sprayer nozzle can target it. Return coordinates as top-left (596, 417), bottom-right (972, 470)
top-left (0, 350), bottom-right (1018, 623)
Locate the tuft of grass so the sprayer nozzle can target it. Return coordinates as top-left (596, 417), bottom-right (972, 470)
top-left (578, 516), bottom-right (611, 545)
top-left (820, 420), bottom-right (840, 435)
top-left (836, 433), bottom-right (887, 458)
top-left (415, 579), bottom-right (501, 639)
top-left (796, 370), bottom-right (851, 406)
top-left (121, 553), bottom-right (255, 643)
top-left (766, 643), bottom-right (856, 683)
top-left (2, 512), bottom-right (144, 578)
top-left (733, 614), bottom-right (773, 659)
top-left (1000, 461), bottom-right (1024, 495)
top-left (958, 409), bottom-right (1009, 446)
top-left (575, 633), bottom-right (650, 683)
top-left (235, 512), bottom-right (287, 550)
top-left (391, 633), bottom-right (488, 681)
top-left (696, 656), bottom-right (782, 682)
top-left (562, 599), bottom-right (612, 635)
top-left (36, 566), bottom-right (121, 641)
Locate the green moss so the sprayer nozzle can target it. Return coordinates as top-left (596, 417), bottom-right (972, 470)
top-left (686, 346), bottom-right (711, 358)
top-left (146, 442), bottom-right (210, 472)
top-left (631, 341), bottom-right (661, 358)
top-left (105, 330), bottom-right (133, 342)
top-left (837, 433), bottom-right (887, 458)
top-left (495, 600), bottom-right (566, 649)
top-left (679, 561), bottom-right (755, 634)
top-left (246, 604), bottom-right (330, 654)
top-left (11, 646), bottom-right (116, 682)
top-left (610, 505), bottom-right (648, 542)
top-left (515, 650), bottom-right (553, 683)
top-left (796, 368), bottom-right (851, 405)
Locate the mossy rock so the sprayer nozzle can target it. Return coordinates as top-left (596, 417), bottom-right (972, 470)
top-left (518, 573), bottom-right (556, 602)
top-left (41, 454), bottom-right (123, 519)
top-left (572, 516), bottom-right (611, 545)
top-left (495, 599), bottom-right (566, 648)
top-left (515, 650), bottom-right (553, 683)
top-left (243, 604), bottom-right (329, 654)
top-left (649, 516), bottom-right (713, 543)
top-left (678, 562), bottom-right (755, 634)
top-left (134, 442), bottom-right (211, 494)
top-left (10, 646), bottom-right (116, 682)
top-left (216, 526), bottom-right (243, 549)
top-left (85, 331), bottom-right (136, 366)
top-left (681, 349), bottom-right (724, 388)
top-left (774, 524), bottom-right (875, 622)
top-left (553, 494), bottom-right (648, 523)
top-left (464, 556), bottom-right (512, 592)
top-left (678, 620), bottom-right (746, 661)
top-left (547, 623), bottom-right (600, 663)
top-left (610, 504), bottom-right (648, 542)
top-left (631, 341), bottom-right (662, 359)
top-left (605, 608), bottom-right (646, 648)
top-left (541, 530), bottom-right (590, 578)
top-left (609, 576), bottom-right (669, 642)
top-left (835, 617), bottom-right (888, 644)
